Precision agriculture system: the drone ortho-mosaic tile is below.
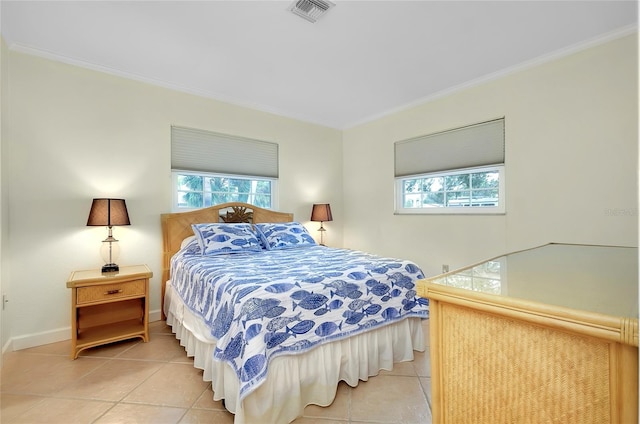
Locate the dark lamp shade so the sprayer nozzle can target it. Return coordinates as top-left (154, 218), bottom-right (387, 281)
top-left (310, 203), bottom-right (333, 222)
top-left (86, 198), bottom-right (131, 227)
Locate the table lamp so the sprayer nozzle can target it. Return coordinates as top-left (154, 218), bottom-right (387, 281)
top-left (86, 198), bottom-right (131, 272)
top-left (310, 203), bottom-right (333, 246)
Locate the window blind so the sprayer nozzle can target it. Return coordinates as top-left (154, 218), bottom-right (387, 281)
top-left (171, 126), bottom-right (279, 178)
top-left (394, 118), bottom-right (504, 177)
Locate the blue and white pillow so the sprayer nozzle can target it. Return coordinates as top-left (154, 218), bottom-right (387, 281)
top-left (191, 223), bottom-right (262, 255)
top-left (255, 222), bottom-right (317, 250)
top-left (180, 236), bottom-right (202, 256)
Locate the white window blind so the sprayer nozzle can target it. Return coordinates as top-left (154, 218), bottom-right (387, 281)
top-left (394, 118), bottom-right (504, 177)
top-left (171, 126), bottom-right (279, 178)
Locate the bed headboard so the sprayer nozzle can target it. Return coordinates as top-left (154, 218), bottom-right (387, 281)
top-left (160, 202), bottom-right (293, 317)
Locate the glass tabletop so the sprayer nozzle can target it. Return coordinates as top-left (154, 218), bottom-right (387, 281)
top-left (428, 243), bottom-right (638, 318)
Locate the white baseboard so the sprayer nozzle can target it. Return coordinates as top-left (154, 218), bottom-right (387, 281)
top-left (2, 337), bottom-right (12, 355)
top-left (7, 308), bottom-right (164, 352)
top-left (12, 326), bottom-right (69, 351)
top-left (149, 308), bottom-right (162, 323)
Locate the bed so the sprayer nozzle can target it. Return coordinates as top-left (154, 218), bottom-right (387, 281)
top-left (161, 202), bottom-right (429, 424)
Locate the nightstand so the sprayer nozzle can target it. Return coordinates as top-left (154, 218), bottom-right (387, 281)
top-left (66, 264), bottom-right (153, 359)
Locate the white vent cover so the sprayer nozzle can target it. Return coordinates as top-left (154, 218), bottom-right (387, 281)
top-left (288, 0), bottom-right (335, 23)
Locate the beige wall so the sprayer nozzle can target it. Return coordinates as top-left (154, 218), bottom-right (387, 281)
top-left (342, 34), bottom-right (638, 277)
top-left (1, 35), bottom-right (9, 356)
top-left (2, 32), bottom-right (637, 350)
top-left (5, 51), bottom-right (342, 348)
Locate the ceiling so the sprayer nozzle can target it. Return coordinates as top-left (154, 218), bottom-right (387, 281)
top-left (1, 1), bottom-right (637, 129)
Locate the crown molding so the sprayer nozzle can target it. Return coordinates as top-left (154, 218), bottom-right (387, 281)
top-left (7, 24), bottom-right (637, 131)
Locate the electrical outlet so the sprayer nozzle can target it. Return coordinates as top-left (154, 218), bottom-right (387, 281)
top-left (442, 264), bottom-right (449, 273)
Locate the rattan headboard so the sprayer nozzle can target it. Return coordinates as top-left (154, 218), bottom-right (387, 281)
top-left (160, 202), bottom-right (293, 317)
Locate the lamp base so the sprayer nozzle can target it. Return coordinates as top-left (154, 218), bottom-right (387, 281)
top-left (101, 263), bottom-right (120, 273)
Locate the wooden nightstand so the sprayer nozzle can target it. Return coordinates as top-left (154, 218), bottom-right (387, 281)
top-left (66, 264), bottom-right (153, 359)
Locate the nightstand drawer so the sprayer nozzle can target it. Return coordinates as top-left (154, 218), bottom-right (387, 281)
top-left (77, 279), bottom-right (146, 305)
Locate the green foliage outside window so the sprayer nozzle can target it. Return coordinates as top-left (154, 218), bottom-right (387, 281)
top-left (176, 173), bottom-right (273, 209)
top-left (402, 169), bottom-right (500, 209)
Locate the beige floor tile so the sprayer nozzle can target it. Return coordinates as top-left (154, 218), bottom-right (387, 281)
top-left (0, 393), bottom-right (46, 422)
top-left (179, 407), bottom-right (235, 423)
top-left (292, 418), bottom-right (348, 423)
top-left (123, 363), bottom-right (209, 408)
top-left (20, 340), bottom-right (70, 356)
top-left (302, 380), bottom-right (351, 420)
top-left (3, 397), bottom-right (114, 424)
top-left (150, 320), bottom-right (175, 335)
top-left (412, 348), bottom-right (431, 377)
top-left (190, 384), bottom-right (227, 410)
top-left (1, 353), bottom-right (44, 387)
top-left (379, 359), bottom-right (418, 377)
top-left (118, 334), bottom-right (188, 362)
top-left (1, 319), bottom-right (433, 423)
top-left (56, 358), bottom-right (164, 401)
top-left (350, 375), bottom-right (431, 424)
top-left (170, 351), bottom-right (195, 365)
top-left (94, 402), bottom-right (186, 424)
top-left (420, 377), bottom-right (432, 408)
top-left (78, 338), bottom-right (142, 358)
top-left (171, 357), bottom-right (195, 366)
top-left (1, 354), bottom-right (107, 395)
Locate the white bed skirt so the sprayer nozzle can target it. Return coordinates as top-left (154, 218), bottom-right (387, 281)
top-left (164, 281), bottom-right (426, 424)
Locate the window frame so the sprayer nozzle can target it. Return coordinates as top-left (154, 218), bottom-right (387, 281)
top-left (172, 170), bottom-right (279, 212)
top-left (394, 165), bottom-right (505, 215)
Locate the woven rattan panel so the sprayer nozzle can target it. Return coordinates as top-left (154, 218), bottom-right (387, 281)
top-left (440, 303), bottom-right (610, 423)
top-left (77, 280), bottom-right (146, 305)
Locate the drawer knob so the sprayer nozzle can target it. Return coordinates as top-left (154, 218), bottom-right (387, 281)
top-left (105, 289), bottom-right (123, 295)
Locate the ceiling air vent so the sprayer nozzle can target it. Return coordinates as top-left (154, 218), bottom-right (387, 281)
top-left (288, 0), bottom-right (335, 23)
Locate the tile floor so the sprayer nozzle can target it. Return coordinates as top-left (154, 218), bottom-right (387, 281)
top-left (1, 320), bottom-right (432, 424)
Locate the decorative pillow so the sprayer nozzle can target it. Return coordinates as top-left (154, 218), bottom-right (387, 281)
top-left (191, 223), bottom-right (262, 255)
top-left (180, 236), bottom-right (202, 256)
top-left (255, 222), bottom-right (317, 250)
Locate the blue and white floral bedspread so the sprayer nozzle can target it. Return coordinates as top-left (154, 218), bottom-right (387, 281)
top-left (170, 244), bottom-right (429, 400)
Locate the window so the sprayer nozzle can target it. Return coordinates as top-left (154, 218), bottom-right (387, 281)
top-left (173, 171), bottom-right (276, 210)
top-left (171, 126), bottom-right (278, 211)
top-left (394, 118), bottom-right (505, 214)
top-left (396, 165), bottom-right (504, 214)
